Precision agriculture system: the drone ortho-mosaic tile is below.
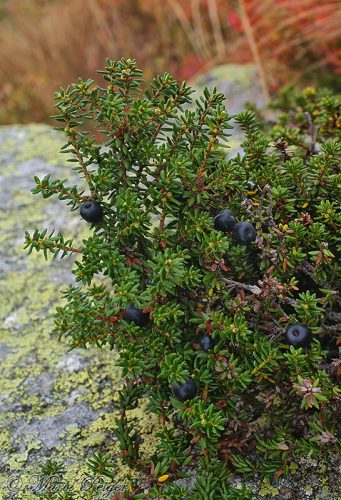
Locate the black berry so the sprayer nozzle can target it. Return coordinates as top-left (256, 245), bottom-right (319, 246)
top-left (145, 272), bottom-right (155, 286)
top-left (214, 209), bottom-right (236, 232)
top-left (125, 303), bottom-right (150, 326)
top-left (172, 378), bottom-right (197, 402)
top-left (199, 335), bottom-right (217, 352)
top-left (232, 221), bottom-right (256, 245)
top-left (80, 200), bottom-right (103, 223)
top-left (285, 323), bottom-right (312, 348)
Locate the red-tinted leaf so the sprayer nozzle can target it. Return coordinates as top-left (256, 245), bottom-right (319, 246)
top-left (132, 256), bottom-right (142, 266)
top-left (274, 468), bottom-right (284, 478)
top-left (219, 262), bottom-right (230, 272)
top-left (316, 251), bottom-right (323, 265)
top-left (305, 393), bottom-right (314, 408)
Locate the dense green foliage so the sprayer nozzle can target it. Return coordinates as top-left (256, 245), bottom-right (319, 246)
top-left (25, 59), bottom-right (340, 498)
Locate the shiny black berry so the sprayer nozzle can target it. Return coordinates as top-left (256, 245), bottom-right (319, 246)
top-left (214, 209), bottom-right (236, 232)
top-left (199, 335), bottom-right (217, 352)
top-left (80, 200), bottom-right (103, 223)
top-left (232, 221), bottom-right (256, 245)
top-left (125, 303), bottom-right (150, 327)
top-left (172, 378), bottom-right (197, 402)
top-left (285, 323), bottom-right (312, 348)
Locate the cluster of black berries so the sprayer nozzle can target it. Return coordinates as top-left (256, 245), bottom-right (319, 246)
top-left (79, 202), bottom-right (257, 246)
top-left (213, 208), bottom-right (256, 245)
top-left (79, 201), bottom-right (313, 403)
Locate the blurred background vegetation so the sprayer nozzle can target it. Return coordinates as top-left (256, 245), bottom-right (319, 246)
top-left (0, 0), bottom-right (340, 125)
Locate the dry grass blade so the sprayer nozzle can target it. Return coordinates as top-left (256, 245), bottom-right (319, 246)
top-left (207, 0), bottom-right (226, 60)
top-left (238, 0), bottom-right (270, 100)
top-left (167, 0), bottom-right (205, 59)
top-left (0, 0), bottom-right (194, 123)
top-left (192, 0), bottom-right (212, 60)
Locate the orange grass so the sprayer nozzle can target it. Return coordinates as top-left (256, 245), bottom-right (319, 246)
top-left (0, 0), bottom-right (340, 124)
top-left (0, 0), bottom-right (193, 123)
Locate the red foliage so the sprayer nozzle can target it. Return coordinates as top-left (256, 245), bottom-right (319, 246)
top-left (227, 11), bottom-right (242, 32)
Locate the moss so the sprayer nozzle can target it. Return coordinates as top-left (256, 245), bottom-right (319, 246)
top-left (259, 478), bottom-right (280, 497)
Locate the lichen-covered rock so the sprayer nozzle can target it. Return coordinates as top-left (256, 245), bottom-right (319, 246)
top-left (189, 64), bottom-right (271, 158)
top-left (0, 124), bottom-right (160, 498)
top-left (190, 63), bottom-right (268, 114)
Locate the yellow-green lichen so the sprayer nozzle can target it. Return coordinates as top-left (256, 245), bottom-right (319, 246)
top-left (0, 124), bottom-right (163, 498)
top-left (7, 442), bottom-right (41, 470)
top-left (126, 398), bottom-right (162, 461)
top-left (0, 429), bottom-right (12, 450)
top-left (0, 123), bottom-right (68, 167)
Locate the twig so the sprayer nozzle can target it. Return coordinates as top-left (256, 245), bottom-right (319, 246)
top-left (256, 184), bottom-right (276, 229)
top-left (305, 112), bottom-right (318, 155)
top-left (265, 187), bottom-right (276, 229)
top-left (320, 324), bottom-right (341, 334)
top-left (221, 277), bottom-right (261, 295)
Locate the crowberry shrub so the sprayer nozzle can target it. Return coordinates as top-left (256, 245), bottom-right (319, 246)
top-left (25, 60), bottom-right (340, 497)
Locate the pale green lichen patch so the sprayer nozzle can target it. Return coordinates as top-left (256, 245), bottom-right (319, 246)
top-left (192, 63), bottom-right (262, 90)
top-left (0, 123), bottom-right (68, 167)
top-left (0, 430), bottom-right (11, 450)
top-left (7, 442), bottom-right (42, 470)
top-left (189, 63), bottom-right (268, 117)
